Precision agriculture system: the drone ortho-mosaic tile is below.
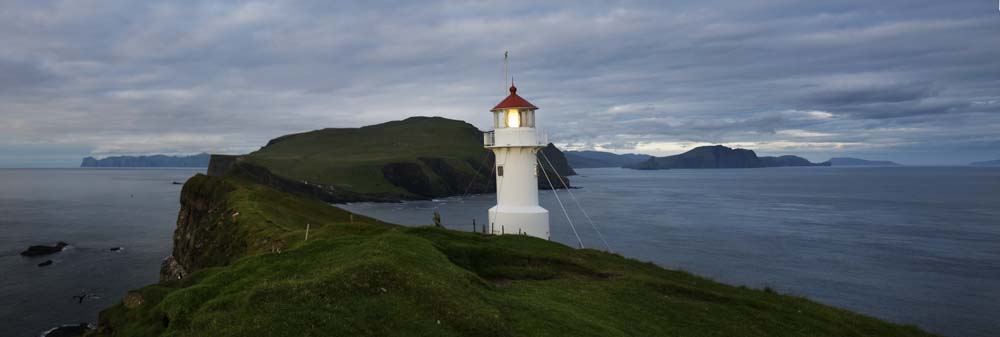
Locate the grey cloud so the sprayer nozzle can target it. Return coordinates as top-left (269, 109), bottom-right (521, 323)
top-left (0, 58), bottom-right (52, 93)
top-left (807, 81), bottom-right (938, 106)
top-left (0, 0), bottom-right (998, 166)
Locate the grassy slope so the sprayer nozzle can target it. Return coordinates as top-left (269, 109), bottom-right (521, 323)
top-left (241, 117), bottom-right (487, 196)
top-left (91, 176), bottom-right (936, 337)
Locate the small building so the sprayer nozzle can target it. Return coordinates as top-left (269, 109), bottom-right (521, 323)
top-left (484, 84), bottom-right (550, 239)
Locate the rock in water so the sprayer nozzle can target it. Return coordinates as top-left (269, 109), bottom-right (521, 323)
top-left (20, 242), bottom-right (68, 257)
top-left (109, 247), bottom-right (122, 252)
top-left (42, 323), bottom-right (91, 337)
top-left (38, 260), bottom-right (53, 267)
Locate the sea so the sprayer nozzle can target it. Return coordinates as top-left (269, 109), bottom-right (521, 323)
top-left (1, 167), bottom-right (998, 337)
top-left (0, 168), bottom-right (201, 337)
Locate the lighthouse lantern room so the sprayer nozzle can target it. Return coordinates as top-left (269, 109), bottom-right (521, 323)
top-left (485, 84), bottom-right (550, 239)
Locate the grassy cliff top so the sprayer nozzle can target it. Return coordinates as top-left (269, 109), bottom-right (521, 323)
top-left (241, 117), bottom-right (487, 195)
top-left (90, 175), bottom-right (936, 337)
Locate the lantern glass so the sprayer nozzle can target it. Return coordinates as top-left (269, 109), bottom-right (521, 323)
top-left (506, 109), bottom-right (521, 128)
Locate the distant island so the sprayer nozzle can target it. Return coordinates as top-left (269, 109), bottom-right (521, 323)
top-left (626, 145), bottom-right (829, 170)
top-left (80, 153), bottom-right (211, 168)
top-left (564, 150), bottom-right (651, 168)
top-left (828, 157), bottom-right (902, 166)
top-left (970, 159), bottom-right (1000, 166)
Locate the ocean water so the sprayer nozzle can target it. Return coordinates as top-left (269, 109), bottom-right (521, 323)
top-left (340, 167), bottom-right (1000, 337)
top-left (1, 167), bottom-right (998, 337)
top-left (0, 168), bottom-right (200, 337)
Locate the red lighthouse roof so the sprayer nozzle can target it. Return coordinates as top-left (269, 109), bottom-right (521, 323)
top-left (491, 85), bottom-right (538, 111)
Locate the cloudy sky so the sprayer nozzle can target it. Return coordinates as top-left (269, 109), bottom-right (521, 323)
top-left (2, 0), bottom-right (999, 167)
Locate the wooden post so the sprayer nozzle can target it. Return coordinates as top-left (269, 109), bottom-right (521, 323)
top-left (350, 214), bottom-right (353, 224)
top-left (472, 218), bottom-right (477, 233)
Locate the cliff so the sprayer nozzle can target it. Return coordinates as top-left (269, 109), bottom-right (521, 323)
top-left (205, 154), bottom-right (239, 176)
top-left (628, 145), bottom-right (829, 170)
top-left (206, 117), bottom-right (574, 202)
top-left (81, 153), bottom-right (210, 167)
top-left (539, 143), bottom-right (576, 176)
top-left (89, 176), bottom-right (937, 337)
top-left (158, 174), bottom-right (395, 282)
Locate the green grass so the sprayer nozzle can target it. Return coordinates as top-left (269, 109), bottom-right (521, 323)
top-left (89, 175), bottom-right (938, 337)
top-left (240, 116), bottom-right (488, 196)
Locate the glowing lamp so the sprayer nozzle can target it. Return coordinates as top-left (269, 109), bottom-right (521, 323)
top-left (507, 109), bottom-right (521, 128)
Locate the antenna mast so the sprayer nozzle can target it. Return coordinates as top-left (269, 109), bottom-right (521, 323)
top-left (504, 50), bottom-right (509, 93)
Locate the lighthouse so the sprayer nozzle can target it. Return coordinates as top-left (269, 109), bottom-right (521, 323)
top-left (485, 83), bottom-right (550, 239)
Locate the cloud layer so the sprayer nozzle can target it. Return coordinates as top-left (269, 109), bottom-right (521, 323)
top-left (2, 0), bottom-right (998, 166)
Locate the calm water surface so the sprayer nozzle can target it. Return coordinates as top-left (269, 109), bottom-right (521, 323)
top-left (341, 167), bottom-right (1000, 337)
top-left (1, 167), bottom-right (998, 337)
top-left (0, 168), bottom-right (199, 337)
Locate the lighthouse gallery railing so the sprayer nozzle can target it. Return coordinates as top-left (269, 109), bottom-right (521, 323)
top-left (483, 129), bottom-right (547, 147)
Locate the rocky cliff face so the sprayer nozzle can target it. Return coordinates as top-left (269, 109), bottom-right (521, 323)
top-left (159, 175), bottom-right (253, 281)
top-left (206, 154), bottom-right (240, 177)
top-left (157, 173), bottom-right (393, 282)
top-left (538, 143), bottom-right (577, 176)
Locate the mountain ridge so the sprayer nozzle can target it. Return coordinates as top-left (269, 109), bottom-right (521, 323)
top-left (564, 150), bottom-right (651, 168)
top-left (627, 145), bottom-right (829, 170)
top-left (828, 157), bottom-right (902, 166)
top-left (80, 153), bottom-right (210, 168)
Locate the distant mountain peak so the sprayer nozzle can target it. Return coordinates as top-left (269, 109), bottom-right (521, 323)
top-left (80, 153), bottom-right (210, 168)
top-left (563, 150), bottom-right (651, 168)
top-left (970, 159), bottom-right (1000, 166)
top-left (828, 157), bottom-right (901, 166)
top-left (626, 145), bottom-right (827, 170)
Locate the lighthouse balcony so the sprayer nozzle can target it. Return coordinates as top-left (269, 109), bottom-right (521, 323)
top-left (484, 128), bottom-right (548, 148)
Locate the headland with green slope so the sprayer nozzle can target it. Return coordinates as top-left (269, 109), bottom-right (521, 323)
top-left (84, 117), bottom-right (937, 337)
top-left (89, 174), bottom-right (936, 337)
top-left (208, 117), bottom-right (573, 203)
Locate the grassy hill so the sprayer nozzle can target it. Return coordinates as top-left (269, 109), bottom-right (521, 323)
top-left (213, 117), bottom-right (570, 202)
top-left (244, 117), bottom-right (485, 195)
top-left (88, 175), bottom-right (936, 337)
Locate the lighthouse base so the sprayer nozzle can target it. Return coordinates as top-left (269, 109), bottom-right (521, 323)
top-left (488, 205), bottom-right (549, 239)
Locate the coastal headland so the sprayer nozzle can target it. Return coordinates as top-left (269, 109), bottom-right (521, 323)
top-left (86, 117), bottom-right (937, 337)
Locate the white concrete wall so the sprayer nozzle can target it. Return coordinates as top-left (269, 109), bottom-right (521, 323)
top-left (490, 127), bottom-right (546, 148)
top-left (489, 205), bottom-right (549, 239)
top-left (490, 144), bottom-right (550, 239)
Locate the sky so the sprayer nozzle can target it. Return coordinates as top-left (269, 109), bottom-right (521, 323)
top-left (1, 0), bottom-right (999, 167)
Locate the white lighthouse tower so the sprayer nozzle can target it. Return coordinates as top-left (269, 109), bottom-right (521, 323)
top-left (485, 83), bottom-right (550, 239)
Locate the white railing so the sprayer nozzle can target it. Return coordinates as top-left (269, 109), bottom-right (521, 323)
top-left (484, 128), bottom-right (547, 147)
top-left (484, 131), bottom-right (495, 146)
